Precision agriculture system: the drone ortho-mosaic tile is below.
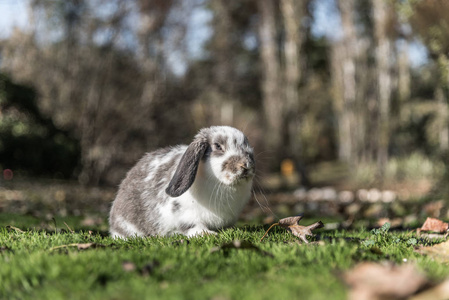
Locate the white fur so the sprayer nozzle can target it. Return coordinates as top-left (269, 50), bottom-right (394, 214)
top-left (150, 159), bottom-right (252, 237)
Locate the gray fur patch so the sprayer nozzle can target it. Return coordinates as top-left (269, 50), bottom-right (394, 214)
top-left (247, 152), bottom-right (255, 168)
top-left (243, 136), bottom-right (249, 146)
top-left (110, 223), bottom-right (128, 238)
top-left (233, 138), bottom-right (238, 148)
top-left (179, 223), bottom-right (195, 232)
top-left (172, 201), bottom-right (181, 213)
top-left (109, 148), bottom-right (185, 237)
top-left (214, 135), bottom-right (227, 148)
top-left (222, 155), bottom-right (242, 173)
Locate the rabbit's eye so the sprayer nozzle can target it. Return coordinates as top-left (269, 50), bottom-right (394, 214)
top-left (214, 143), bottom-right (223, 151)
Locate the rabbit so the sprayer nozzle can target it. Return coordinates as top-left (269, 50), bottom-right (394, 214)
top-left (109, 126), bottom-right (255, 238)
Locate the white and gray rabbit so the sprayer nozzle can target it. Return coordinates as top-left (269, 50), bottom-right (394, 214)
top-left (109, 126), bottom-right (255, 238)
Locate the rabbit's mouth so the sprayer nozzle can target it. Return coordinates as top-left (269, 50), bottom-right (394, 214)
top-left (222, 169), bottom-right (254, 186)
top-left (237, 167), bottom-right (255, 180)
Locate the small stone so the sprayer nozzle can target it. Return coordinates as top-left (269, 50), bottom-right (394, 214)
top-left (357, 189), bottom-right (369, 202)
top-left (367, 189), bottom-right (382, 203)
top-left (307, 188), bottom-right (323, 202)
top-left (381, 190), bottom-right (396, 203)
top-left (338, 190), bottom-right (355, 203)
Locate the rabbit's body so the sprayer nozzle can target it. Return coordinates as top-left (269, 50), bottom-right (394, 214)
top-left (109, 126), bottom-right (255, 238)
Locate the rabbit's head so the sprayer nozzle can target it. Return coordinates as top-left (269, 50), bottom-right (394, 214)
top-left (166, 126), bottom-right (255, 197)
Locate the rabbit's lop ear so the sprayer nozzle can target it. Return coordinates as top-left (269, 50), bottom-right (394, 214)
top-left (166, 138), bottom-right (208, 197)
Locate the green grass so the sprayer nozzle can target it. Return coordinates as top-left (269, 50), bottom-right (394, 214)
top-left (0, 215), bottom-right (448, 300)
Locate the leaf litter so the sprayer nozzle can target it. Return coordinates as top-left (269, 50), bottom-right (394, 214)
top-left (418, 217), bottom-right (449, 234)
top-left (345, 261), bottom-right (449, 300)
top-left (416, 240), bottom-right (449, 263)
top-left (344, 262), bottom-right (429, 300)
top-left (49, 243), bottom-right (106, 251)
top-left (345, 217), bottom-right (449, 300)
top-left (6, 225), bottom-right (25, 233)
top-left (260, 215), bottom-right (324, 243)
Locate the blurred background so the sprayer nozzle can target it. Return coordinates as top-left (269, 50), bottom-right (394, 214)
top-left (0, 0), bottom-right (449, 229)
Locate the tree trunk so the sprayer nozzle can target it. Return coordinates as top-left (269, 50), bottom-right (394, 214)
top-left (210, 0), bottom-right (235, 125)
top-left (335, 0), bottom-right (357, 164)
top-left (372, 0), bottom-right (392, 177)
top-left (436, 54), bottom-right (449, 152)
top-left (280, 0), bottom-right (306, 158)
top-left (397, 39), bottom-right (410, 103)
top-left (257, 0), bottom-right (283, 158)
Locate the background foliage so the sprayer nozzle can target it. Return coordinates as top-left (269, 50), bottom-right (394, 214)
top-left (0, 0), bottom-right (448, 188)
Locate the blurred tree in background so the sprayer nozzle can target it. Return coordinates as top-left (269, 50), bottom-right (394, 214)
top-left (0, 0), bottom-right (447, 188)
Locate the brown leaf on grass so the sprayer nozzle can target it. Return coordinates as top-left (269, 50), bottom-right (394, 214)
top-left (122, 261), bottom-right (136, 272)
top-left (6, 225), bottom-right (24, 233)
top-left (76, 243), bottom-right (105, 250)
top-left (283, 222), bottom-right (324, 243)
top-left (49, 242), bottom-right (105, 251)
top-left (279, 216), bottom-right (324, 243)
top-left (416, 240), bottom-right (449, 262)
top-left (260, 215), bottom-right (324, 243)
top-left (344, 262), bottom-right (429, 300)
top-left (410, 279), bottom-right (449, 300)
top-left (211, 240), bottom-right (273, 257)
top-left (420, 217), bottom-right (449, 234)
top-left (279, 215), bottom-right (303, 226)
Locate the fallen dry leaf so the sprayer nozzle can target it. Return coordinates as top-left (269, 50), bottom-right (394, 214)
top-left (261, 215), bottom-right (324, 243)
top-left (281, 221), bottom-right (324, 243)
top-left (344, 262), bottom-right (428, 300)
top-left (49, 242), bottom-right (105, 251)
top-left (416, 240), bottom-right (449, 262)
top-left (122, 261), bottom-right (136, 272)
top-left (6, 225), bottom-right (24, 233)
top-left (76, 243), bottom-right (104, 250)
top-left (279, 215), bottom-right (304, 226)
top-left (420, 217), bottom-right (448, 234)
top-left (410, 279), bottom-right (449, 300)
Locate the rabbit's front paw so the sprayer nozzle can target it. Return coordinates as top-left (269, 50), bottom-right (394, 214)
top-left (186, 227), bottom-right (217, 237)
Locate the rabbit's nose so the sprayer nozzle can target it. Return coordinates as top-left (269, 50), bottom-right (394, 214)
top-left (238, 162), bottom-right (248, 169)
top-left (238, 161), bottom-right (253, 176)
top-left (243, 160), bottom-right (254, 170)
top-left (238, 161), bottom-right (252, 170)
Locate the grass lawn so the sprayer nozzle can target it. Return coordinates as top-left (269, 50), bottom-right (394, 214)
top-left (0, 214), bottom-right (448, 300)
